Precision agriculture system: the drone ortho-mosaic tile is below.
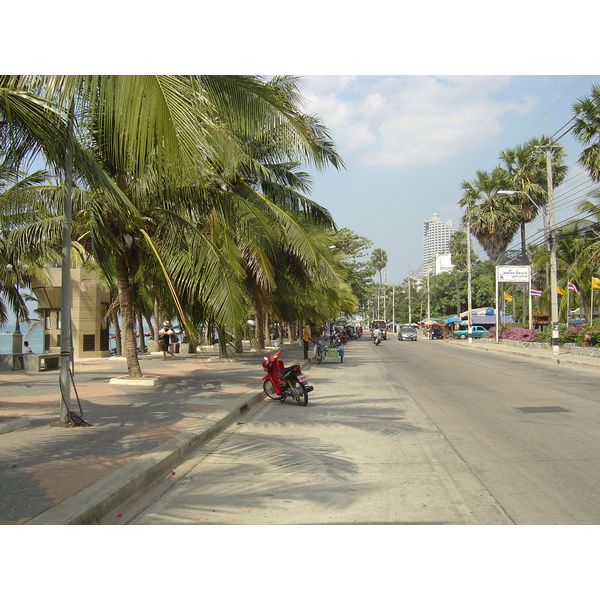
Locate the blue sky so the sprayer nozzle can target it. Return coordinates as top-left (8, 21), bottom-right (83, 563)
top-left (299, 75), bottom-right (600, 284)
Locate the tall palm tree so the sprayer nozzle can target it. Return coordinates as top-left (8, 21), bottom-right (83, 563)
top-left (1, 75), bottom-right (343, 378)
top-left (370, 248), bottom-right (387, 284)
top-left (459, 167), bottom-right (522, 262)
top-left (572, 83), bottom-right (600, 182)
top-left (499, 137), bottom-right (567, 253)
top-left (370, 248), bottom-right (387, 320)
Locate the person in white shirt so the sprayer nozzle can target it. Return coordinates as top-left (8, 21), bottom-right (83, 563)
top-left (158, 321), bottom-right (175, 360)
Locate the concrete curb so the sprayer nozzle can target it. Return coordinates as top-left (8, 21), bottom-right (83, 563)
top-left (0, 416), bottom-right (31, 435)
top-left (26, 387), bottom-right (266, 525)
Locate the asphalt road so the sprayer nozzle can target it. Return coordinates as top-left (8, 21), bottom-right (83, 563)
top-left (390, 337), bottom-right (600, 524)
top-left (125, 333), bottom-right (600, 525)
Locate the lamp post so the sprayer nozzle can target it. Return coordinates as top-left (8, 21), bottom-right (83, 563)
top-left (5, 263), bottom-right (25, 355)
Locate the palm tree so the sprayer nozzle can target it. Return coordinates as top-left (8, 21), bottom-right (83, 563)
top-left (555, 220), bottom-right (597, 322)
top-left (370, 248), bottom-right (387, 320)
top-left (370, 248), bottom-right (387, 284)
top-left (499, 137), bottom-right (567, 253)
top-left (459, 167), bottom-right (522, 262)
top-left (1, 75), bottom-right (343, 378)
top-left (0, 148), bottom-right (50, 327)
top-left (572, 83), bottom-right (600, 182)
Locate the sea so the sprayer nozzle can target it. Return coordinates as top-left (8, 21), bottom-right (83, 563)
top-left (0, 326), bottom-right (149, 354)
top-left (0, 326), bottom-right (45, 354)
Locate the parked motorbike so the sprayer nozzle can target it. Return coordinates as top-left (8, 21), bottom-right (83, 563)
top-left (314, 339), bottom-right (327, 363)
top-left (262, 342), bottom-right (313, 406)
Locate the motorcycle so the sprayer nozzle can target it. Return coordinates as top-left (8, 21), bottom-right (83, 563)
top-left (372, 329), bottom-right (382, 345)
top-left (314, 339), bottom-right (327, 363)
top-left (262, 342), bottom-right (313, 406)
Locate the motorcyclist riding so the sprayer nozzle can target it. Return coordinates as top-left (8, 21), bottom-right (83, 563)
top-left (372, 327), bottom-right (381, 344)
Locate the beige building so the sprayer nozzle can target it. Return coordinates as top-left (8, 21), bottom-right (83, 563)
top-left (31, 268), bottom-right (111, 359)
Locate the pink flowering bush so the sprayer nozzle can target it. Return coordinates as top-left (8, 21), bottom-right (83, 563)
top-left (494, 326), bottom-right (538, 342)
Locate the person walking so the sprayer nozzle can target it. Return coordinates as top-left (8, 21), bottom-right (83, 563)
top-left (159, 321), bottom-right (175, 360)
top-left (302, 322), bottom-right (314, 359)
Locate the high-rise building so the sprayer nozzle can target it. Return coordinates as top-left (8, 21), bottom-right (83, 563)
top-left (423, 213), bottom-right (454, 274)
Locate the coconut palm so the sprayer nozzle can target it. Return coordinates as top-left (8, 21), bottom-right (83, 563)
top-left (0, 148), bottom-right (51, 326)
top-left (1, 75), bottom-right (343, 378)
top-left (572, 83), bottom-right (600, 182)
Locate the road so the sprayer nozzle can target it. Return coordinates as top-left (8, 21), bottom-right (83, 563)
top-left (128, 335), bottom-right (600, 525)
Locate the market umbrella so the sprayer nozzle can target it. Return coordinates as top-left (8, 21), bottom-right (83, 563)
top-left (424, 319), bottom-right (437, 325)
top-left (444, 317), bottom-right (462, 324)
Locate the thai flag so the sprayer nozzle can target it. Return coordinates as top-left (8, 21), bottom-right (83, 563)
top-left (531, 289), bottom-right (542, 297)
top-left (567, 281), bottom-right (578, 293)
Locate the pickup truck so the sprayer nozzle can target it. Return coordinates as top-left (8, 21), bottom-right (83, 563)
top-left (452, 326), bottom-right (488, 339)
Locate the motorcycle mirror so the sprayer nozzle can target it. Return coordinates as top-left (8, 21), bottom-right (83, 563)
top-left (273, 341), bottom-right (279, 347)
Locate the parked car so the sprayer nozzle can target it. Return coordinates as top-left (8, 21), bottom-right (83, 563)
top-left (452, 325), bottom-right (488, 339)
top-left (398, 326), bottom-right (417, 341)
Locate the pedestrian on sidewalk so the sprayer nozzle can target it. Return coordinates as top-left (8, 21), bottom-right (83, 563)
top-left (159, 321), bottom-right (176, 360)
top-left (303, 322), bottom-right (315, 359)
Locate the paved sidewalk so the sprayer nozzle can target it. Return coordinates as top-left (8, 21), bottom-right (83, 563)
top-left (0, 342), bottom-right (307, 524)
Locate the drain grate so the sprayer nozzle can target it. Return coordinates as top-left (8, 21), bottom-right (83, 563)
top-left (516, 406), bottom-right (569, 414)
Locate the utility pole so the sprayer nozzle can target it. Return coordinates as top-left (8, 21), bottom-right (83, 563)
top-left (407, 267), bottom-right (412, 325)
top-left (467, 218), bottom-right (473, 344)
top-left (426, 266), bottom-right (431, 320)
top-left (545, 145), bottom-right (560, 356)
top-left (59, 97), bottom-right (75, 423)
top-left (392, 285), bottom-right (395, 333)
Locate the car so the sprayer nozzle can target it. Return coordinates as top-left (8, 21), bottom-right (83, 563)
top-left (452, 325), bottom-right (488, 339)
top-left (398, 326), bottom-right (417, 341)
top-left (370, 320), bottom-right (387, 340)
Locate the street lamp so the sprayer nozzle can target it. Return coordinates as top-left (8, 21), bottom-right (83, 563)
top-left (5, 263), bottom-right (26, 355)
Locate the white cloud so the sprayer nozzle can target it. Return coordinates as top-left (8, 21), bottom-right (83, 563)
top-left (303, 75), bottom-right (540, 168)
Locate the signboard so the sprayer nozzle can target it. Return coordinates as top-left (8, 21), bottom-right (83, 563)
top-left (496, 266), bottom-right (531, 283)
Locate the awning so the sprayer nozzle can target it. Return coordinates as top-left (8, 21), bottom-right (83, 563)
top-left (472, 314), bottom-right (515, 326)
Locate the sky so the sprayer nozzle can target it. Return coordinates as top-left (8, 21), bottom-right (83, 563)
top-left (299, 75), bottom-right (600, 284)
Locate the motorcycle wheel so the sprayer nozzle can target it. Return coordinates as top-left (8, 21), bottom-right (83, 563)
top-left (291, 381), bottom-right (309, 406)
top-left (316, 350), bottom-right (324, 364)
top-left (263, 379), bottom-right (284, 400)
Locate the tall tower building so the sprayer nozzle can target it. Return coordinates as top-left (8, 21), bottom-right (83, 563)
top-left (423, 213), bottom-right (454, 273)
